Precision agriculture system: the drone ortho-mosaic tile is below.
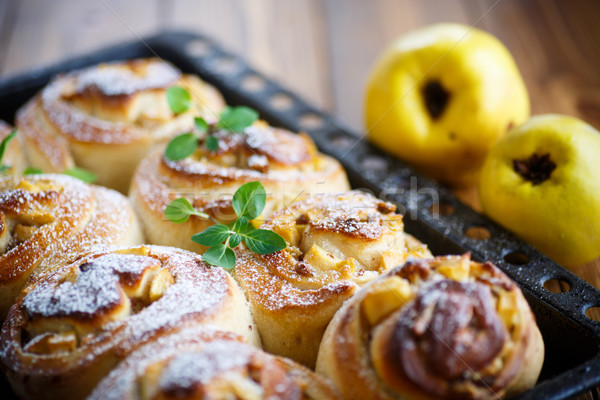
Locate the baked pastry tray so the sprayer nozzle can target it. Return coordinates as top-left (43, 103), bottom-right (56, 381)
top-left (0, 31), bottom-right (598, 400)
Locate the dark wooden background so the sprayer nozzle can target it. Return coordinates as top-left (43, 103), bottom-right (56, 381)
top-left (1, 1), bottom-right (599, 397)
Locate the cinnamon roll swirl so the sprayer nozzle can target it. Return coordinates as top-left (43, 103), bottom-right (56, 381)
top-left (89, 326), bottom-right (340, 400)
top-left (316, 254), bottom-right (544, 400)
top-left (16, 58), bottom-right (225, 193)
top-left (129, 120), bottom-right (349, 253)
top-left (232, 191), bottom-right (431, 368)
top-left (0, 245), bottom-right (260, 400)
top-left (0, 122), bottom-right (26, 176)
top-left (0, 174), bottom-right (142, 319)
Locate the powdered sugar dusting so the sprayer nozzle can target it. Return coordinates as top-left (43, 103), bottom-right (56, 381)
top-left (36, 59), bottom-right (196, 145)
top-left (234, 192), bottom-right (420, 310)
top-left (88, 326), bottom-right (338, 400)
top-left (159, 342), bottom-right (253, 389)
top-left (23, 254), bottom-right (158, 319)
top-left (74, 59), bottom-right (180, 96)
top-left (1, 245), bottom-right (245, 380)
top-left (0, 173), bottom-right (140, 319)
top-left (40, 89), bottom-right (145, 144)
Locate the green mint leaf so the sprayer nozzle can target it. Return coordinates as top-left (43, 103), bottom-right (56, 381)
top-left (203, 244), bottom-right (236, 269)
top-left (232, 181), bottom-right (266, 220)
top-left (0, 129), bottom-right (17, 160)
top-left (192, 224), bottom-right (231, 246)
top-left (164, 198), bottom-right (210, 223)
top-left (243, 222), bottom-right (256, 233)
top-left (243, 229), bottom-right (286, 254)
top-left (165, 198), bottom-right (195, 223)
top-left (165, 133), bottom-right (198, 161)
top-left (216, 106), bottom-right (259, 133)
top-left (194, 117), bottom-right (208, 133)
top-left (166, 86), bottom-right (192, 114)
top-left (0, 130), bottom-right (17, 171)
top-left (63, 167), bottom-right (98, 183)
top-left (228, 233), bottom-right (242, 248)
top-left (232, 216), bottom-right (249, 233)
top-left (205, 135), bottom-right (219, 152)
top-left (23, 167), bottom-right (43, 175)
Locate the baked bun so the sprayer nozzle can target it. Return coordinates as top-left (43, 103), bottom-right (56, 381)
top-left (130, 120), bottom-right (350, 253)
top-left (0, 245), bottom-right (260, 400)
top-left (0, 122), bottom-right (26, 175)
top-left (316, 254), bottom-right (544, 400)
top-left (232, 191), bottom-right (431, 367)
top-left (0, 174), bottom-right (142, 319)
top-left (89, 326), bottom-right (340, 400)
top-left (16, 58), bottom-right (225, 193)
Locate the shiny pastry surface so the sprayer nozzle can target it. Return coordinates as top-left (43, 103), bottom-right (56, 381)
top-left (130, 120), bottom-right (350, 253)
top-left (0, 174), bottom-right (142, 319)
top-left (233, 191), bottom-right (431, 367)
top-left (89, 327), bottom-right (340, 400)
top-left (316, 254), bottom-right (545, 400)
top-left (16, 58), bottom-right (226, 192)
top-left (0, 245), bottom-right (259, 400)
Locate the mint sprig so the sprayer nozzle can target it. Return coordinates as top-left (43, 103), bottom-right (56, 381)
top-left (62, 167), bottom-right (98, 183)
top-left (216, 106), bottom-right (259, 133)
top-left (163, 92), bottom-right (259, 161)
top-left (23, 165), bottom-right (97, 183)
top-left (166, 86), bottom-right (192, 114)
top-left (0, 130), bottom-right (96, 183)
top-left (23, 167), bottom-right (43, 175)
top-left (164, 133), bottom-right (198, 161)
top-left (0, 130), bottom-right (17, 174)
top-left (164, 197), bottom-right (210, 223)
top-left (164, 181), bottom-right (286, 269)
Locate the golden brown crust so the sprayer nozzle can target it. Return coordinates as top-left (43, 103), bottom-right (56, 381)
top-left (16, 58), bottom-right (226, 193)
top-left (0, 174), bottom-right (143, 320)
top-left (129, 121), bottom-right (350, 253)
top-left (88, 327), bottom-right (340, 400)
top-left (0, 122), bottom-right (26, 176)
top-left (316, 254), bottom-right (545, 400)
top-left (232, 191), bottom-right (432, 368)
top-left (0, 245), bottom-right (260, 400)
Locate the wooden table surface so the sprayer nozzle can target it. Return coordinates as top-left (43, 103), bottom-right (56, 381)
top-left (1, 0), bottom-right (599, 398)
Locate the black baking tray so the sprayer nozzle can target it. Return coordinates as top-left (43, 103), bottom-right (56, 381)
top-left (0, 31), bottom-right (599, 400)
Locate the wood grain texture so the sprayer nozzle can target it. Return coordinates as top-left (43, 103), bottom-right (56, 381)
top-left (0, 0), bottom-right (160, 76)
top-left (0, 1), bottom-right (599, 396)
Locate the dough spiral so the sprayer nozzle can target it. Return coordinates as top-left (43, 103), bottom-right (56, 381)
top-left (233, 191), bottom-right (431, 367)
top-left (130, 120), bottom-right (350, 253)
top-left (0, 245), bottom-right (259, 400)
top-left (316, 254), bottom-right (544, 400)
top-left (89, 326), bottom-right (340, 400)
top-left (0, 174), bottom-right (142, 319)
top-left (16, 58), bottom-right (225, 192)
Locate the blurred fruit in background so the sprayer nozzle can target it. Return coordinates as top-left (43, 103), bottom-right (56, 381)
top-left (479, 114), bottom-right (600, 268)
top-left (365, 23), bottom-right (530, 187)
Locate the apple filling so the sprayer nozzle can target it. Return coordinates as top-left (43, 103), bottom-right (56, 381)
top-left (0, 217), bottom-right (46, 255)
top-left (259, 193), bottom-right (432, 290)
top-left (0, 182), bottom-right (59, 255)
top-left (182, 122), bottom-right (315, 175)
top-left (21, 252), bottom-right (175, 355)
top-left (60, 59), bottom-right (180, 125)
top-left (146, 342), bottom-right (303, 399)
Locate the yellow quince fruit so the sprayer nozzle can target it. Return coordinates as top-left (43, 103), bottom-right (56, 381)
top-left (365, 23), bottom-right (530, 187)
top-left (479, 115), bottom-right (600, 268)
